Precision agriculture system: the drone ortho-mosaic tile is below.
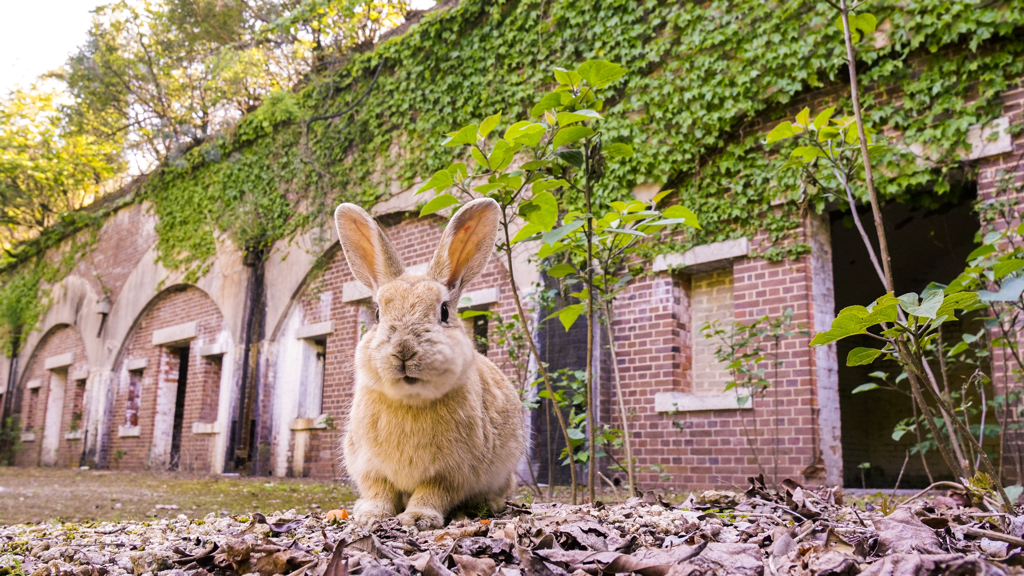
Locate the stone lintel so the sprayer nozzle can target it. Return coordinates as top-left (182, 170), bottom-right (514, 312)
top-left (192, 421), bottom-right (220, 435)
top-left (44, 352), bottom-right (74, 371)
top-left (69, 369), bottom-right (90, 382)
top-left (198, 343), bottom-right (227, 357)
top-left (152, 321), bottom-right (198, 346)
top-left (341, 264), bottom-right (429, 302)
top-left (653, 238), bottom-right (750, 273)
top-left (459, 287), bottom-right (500, 309)
top-left (118, 425), bottom-right (141, 438)
top-left (26, 378), bottom-right (42, 390)
top-left (126, 358), bottom-right (148, 371)
top-left (296, 321), bottom-right (334, 340)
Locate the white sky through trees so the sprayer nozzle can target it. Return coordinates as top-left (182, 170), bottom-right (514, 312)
top-left (0, 0), bottom-right (435, 96)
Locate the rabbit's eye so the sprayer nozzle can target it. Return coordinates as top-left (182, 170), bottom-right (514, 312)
top-left (440, 303), bottom-right (450, 323)
top-left (374, 308), bottom-right (380, 322)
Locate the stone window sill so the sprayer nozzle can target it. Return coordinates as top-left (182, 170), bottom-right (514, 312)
top-left (118, 425), bottom-right (141, 438)
top-left (291, 414), bottom-right (330, 431)
top-left (21, 432), bottom-right (36, 442)
top-left (192, 421), bottom-right (220, 435)
top-left (64, 430), bottom-right (84, 440)
top-left (654, 392), bottom-right (752, 413)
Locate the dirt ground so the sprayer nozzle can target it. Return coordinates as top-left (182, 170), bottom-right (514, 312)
top-left (0, 467), bottom-right (357, 525)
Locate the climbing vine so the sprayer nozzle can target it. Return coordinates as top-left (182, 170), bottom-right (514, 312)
top-left (2, 0), bottom-right (1024, 348)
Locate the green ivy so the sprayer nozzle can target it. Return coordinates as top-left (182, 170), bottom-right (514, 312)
top-left (2, 0), bottom-right (1023, 347)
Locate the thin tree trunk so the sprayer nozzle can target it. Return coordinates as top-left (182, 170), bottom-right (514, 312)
top-left (499, 221), bottom-right (577, 504)
top-left (585, 141), bottom-right (597, 503)
top-left (839, 0), bottom-right (894, 292)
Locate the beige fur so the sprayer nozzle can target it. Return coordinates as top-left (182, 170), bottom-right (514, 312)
top-left (334, 199), bottom-right (527, 529)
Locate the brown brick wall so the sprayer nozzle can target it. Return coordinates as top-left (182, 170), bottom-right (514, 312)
top-left (12, 325), bottom-right (88, 468)
top-left (104, 285), bottom-right (226, 472)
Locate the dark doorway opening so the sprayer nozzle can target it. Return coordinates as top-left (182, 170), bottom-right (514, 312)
top-left (169, 345), bottom-right (190, 471)
top-left (831, 192), bottom-right (980, 488)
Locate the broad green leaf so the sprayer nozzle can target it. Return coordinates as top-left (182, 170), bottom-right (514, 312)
top-left (852, 383), bottom-right (880, 394)
top-left (993, 259), bottom-right (1024, 279)
top-left (900, 289), bottom-right (943, 319)
top-left (848, 347), bottom-right (884, 366)
top-left (533, 178), bottom-right (568, 193)
top-left (603, 142), bottom-right (635, 158)
top-left (504, 121), bottom-right (545, 144)
top-left (892, 429), bottom-right (908, 441)
top-left (532, 92), bottom-right (565, 117)
top-left (479, 112), bottom-right (501, 137)
top-left (935, 291), bottom-right (979, 317)
top-left (978, 278), bottom-right (1024, 303)
top-left (791, 146), bottom-right (827, 161)
top-left (443, 123), bottom-right (478, 146)
top-left (765, 121), bottom-right (796, 144)
top-left (519, 191), bottom-right (558, 231)
top-left (558, 304), bottom-right (584, 331)
top-left (818, 126), bottom-right (840, 142)
top-left (862, 303), bottom-right (897, 324)
top-left (553, 67), bottom-right (582, 87)
top-left (416, 169), bottom-right (452, 195)
top-left (522, 160), bottom-right (553, 171)
top-left (460, 310), bottom-right (490, 318)
top-left (813, 107), bottom-right (836, 130)
top-left (473, 182), bottom-right (504, 194)
top-left (419, 194), bottom-right (460, 216)
top-left (554, 149), bottom-right (584, 168)
top-left (577, 60), bottom-right (627, 89)
top-left (653, 189), bottom-right (674, 204)
top-left (538, 241), bottom-right (565, 258)
top-left (657, 205), bottom-right (701, 229)
top-left (795, 107), bottom-right (810, 127)
top-left (948, 341), bottom-right (970, 356)
top-left (553, 126), bottom-right (594, 149)
top-left (557, 109), bottom-right (602, 126)
top-left (546, 263), bottom-right (576, 278)
top-left (607, 227), bottom-right (645, 237)
top-left (511, 222), bottom-right (542, 244)
top-left (543, 220), bottom-right (585, 245)
top-left (967, 244), bottom-right (996, 261)
top-left (489, 139), bottom-right (514, 171)
top-left (470, 147), bottom-right (489, 169)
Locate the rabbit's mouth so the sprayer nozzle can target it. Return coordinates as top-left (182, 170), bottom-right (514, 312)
top-left (402, 376), bottom-right (420, 385)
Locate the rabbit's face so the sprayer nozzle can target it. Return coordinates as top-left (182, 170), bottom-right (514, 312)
top-left (357, 275), bottom-right (476, 403)
top-left (335, 198), bottom-right (501, 405)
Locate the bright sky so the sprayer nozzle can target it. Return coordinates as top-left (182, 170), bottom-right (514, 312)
top-left (0, 0), bottom-right (437, 97)
top-left (0, 0), bottom-right (107, 95)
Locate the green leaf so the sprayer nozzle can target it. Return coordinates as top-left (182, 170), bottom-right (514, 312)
top-left (653, 189), bottom-right (674, 204)
top-left (546, 263), bottom-right (576, 278)
top-left (479, 112), bottom-right (501, 137)
top-left (552, 126), bottom-right (594, 148)
top-left (556, 109), bottom-right (602, 126)
top-left (795, 107), bottom-right (810, 127)
top-left (848, 347), bottom-right (884, 366)
top-left (993, 259), bottom-right (1024, 279)
top-left (935, 291), bottom-right (979, 317)
top-left (852, 383), bottom-right (880, 394)
top-left (577, 60), bottom-right (627, 89)
top-left (416, 169), bottom-right (452, 195)
top-left (519, 191), bottom-right (558, 231)
top-left (603, 142), bottom-right (634, 158)
top-left (657, 205), bottom-right (701, 229)
top-left (764, 121), bottom-right (796, 144)
top-left (470, 147), bottom-right (489, 170)
top-left (949, 341), bottom-right (970, 356)
top-left (900, 289), bottom-right (943, 319)
top-left (892, 429), bottom-right (908, 442)
top-left (419, 194), bottom-right (460, 216)
top-left (538, 241), bottom-right (565, 258)
top-left (967, 244), bottom-right (996, 261)
top-left (554, 150), bottom-right (584, 168)
top-left (543, 220), bottom-right (585, 245)
top-left (791, 146), bottom-right (827, 161)
top-left (443, 123), bottom-right (478, 147)
top-left (818, 126), bottom-right (840, 142)
top-left (533, 178), bottom-right (568, 194)
top-left (813, 107), bottom-right (836, 130)
top-left (553, 67), bottom-right (582, 87)
top-left (531, 92), bottom-right (565, 117)
top-left (504, 121), bottom-right (545, 145)
top-left (489, 138), bottom-right (514, 171)
top-left (511, 223), bottom-right (542, 244)
top-left (558, 304), bottom-right (584, 331)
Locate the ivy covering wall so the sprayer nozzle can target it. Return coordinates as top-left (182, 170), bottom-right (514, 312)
top-left (2, 0), bottom-right (1023, 354)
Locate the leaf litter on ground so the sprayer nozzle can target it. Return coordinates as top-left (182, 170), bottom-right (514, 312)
top-left (4, 474), bottom-right (1024, 576)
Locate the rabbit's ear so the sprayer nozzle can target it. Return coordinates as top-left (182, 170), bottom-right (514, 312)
top-left (428, 198), bottom-right (500, 297)
top-left (334, 203), bottom-right (404, 292)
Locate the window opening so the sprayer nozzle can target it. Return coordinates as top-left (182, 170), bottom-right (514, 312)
top-left (169, 345), bottom-right (190, 470)
top-left (125, 370), bottom-right (143, 427)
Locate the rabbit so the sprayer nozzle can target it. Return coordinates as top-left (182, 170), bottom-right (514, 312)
top-left (333, 198), bottom-right (527, 529)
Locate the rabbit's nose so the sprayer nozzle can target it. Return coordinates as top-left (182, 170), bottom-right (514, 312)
top-left (393, 349), bottom-right (417, 363)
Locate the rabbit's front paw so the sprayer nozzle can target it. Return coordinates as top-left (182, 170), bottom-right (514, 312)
top-left (397, 507), bottom-right (444, 530)
top-left (352, 498), bottom-right (395, 526)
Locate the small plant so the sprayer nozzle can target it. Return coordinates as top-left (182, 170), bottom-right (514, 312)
top-left (858, 462), bottom-right (870, 490)
top-left (111, 449), bottom-right (127, 470)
